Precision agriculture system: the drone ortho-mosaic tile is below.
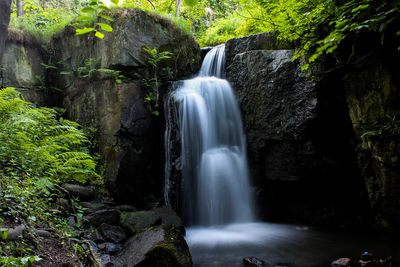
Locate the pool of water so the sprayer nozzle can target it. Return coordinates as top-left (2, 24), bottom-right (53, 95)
top-left (186, 222), bottom-right (400, 267)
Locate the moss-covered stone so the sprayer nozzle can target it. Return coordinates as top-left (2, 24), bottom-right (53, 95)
top-left (119, 208), bottom-right (183, 236)
top-left (117, 225), bottom-right (192, 267)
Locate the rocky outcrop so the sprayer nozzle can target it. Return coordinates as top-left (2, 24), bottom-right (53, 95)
top-left (0, 30), bottom-right (60, 105)
top-left (343, 49), bottom-right (400, 229)
top-left (0, 0), bottom-right (11, 64)
top-left (226, 32), bottom-right (368, 224)
top-left (117, 225), bottom-right (192, 267)
top-left (50, 9), bottom-right (201, 207)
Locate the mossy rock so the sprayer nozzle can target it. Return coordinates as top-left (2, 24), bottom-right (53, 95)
top-left (117, 225), bottom-right (192, 267)
top-left (119, 208), bottom-right (184, 237)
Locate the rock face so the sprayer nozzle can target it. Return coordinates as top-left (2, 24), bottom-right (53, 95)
top-left (343, 50), bottom-right (400, 229)
top-left (1, 30), bottom-right (61, 106)
top-left (0, 0), bottom-right (11, 65)
top-left (49, 9), bottom-right (201, 207)
top-left (117, 225), bottom-right (192, 267)
top-left (226, 32), bottom-right (368, 224)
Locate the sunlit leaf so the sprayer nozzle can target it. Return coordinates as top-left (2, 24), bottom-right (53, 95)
top-left (96, 23), bottom-right (113, 32)
top-left (76, 15), bottom-right (93, 22)
top-left (184, 0), bottom-right (198, 7)
top-left (81, 7), bottom-right (96, 13)
top-left (75, 27), bottom-right (95, 35)
top-left (98, 14), bottom-right (113, 21)
top-left (95, 31), bottom-right (105, 39)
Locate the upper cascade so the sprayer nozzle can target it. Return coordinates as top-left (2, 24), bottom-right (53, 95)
top-left (199, 44), bottom-right (226, 78)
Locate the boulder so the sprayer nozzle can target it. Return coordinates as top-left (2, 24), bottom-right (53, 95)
top-left (117, 225), bottom-right (192, 267)
top-left (0, 224), bottom-right (25, 241)
top-left (119, 208), bottom-right (183, 236)
top-left (98, 223), bottom-right (127, 243)
top-left (87, 209), bottom-right (121, 227)
top-left (98, 242), bottom-right (123, 254)
top-left (225, 32), bottom-right (293, 68)
top-left (62, 183), bottom-right (96, 201)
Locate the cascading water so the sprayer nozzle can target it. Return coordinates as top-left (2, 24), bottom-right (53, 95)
top-left (165, 44), bottom-right (254, 226)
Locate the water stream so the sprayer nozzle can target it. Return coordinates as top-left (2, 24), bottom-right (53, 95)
top-left (165, 44), bottom-right (254, 226)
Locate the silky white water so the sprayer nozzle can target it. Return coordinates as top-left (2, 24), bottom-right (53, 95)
top-left (165, 45), bottom-right (254, 226)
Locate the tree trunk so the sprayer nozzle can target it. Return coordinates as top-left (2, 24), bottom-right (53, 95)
top-left (175, 0), bottom-right (182, 16)
top-left (17, 0), bottom-right (23, 16)
top-left (0, 0), bottom-right (12, 66)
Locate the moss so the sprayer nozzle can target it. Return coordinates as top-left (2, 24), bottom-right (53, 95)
top-left (6, 28), bottom-right (40, 48)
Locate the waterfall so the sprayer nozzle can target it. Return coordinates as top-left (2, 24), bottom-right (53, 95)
top-left (165, 45), bottom-right (254, 226)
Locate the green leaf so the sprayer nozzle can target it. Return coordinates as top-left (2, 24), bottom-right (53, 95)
top-left (95, 31), bottom-right (105, 39)
top-left (76, 15), bottom-right (93, 22)
top-left (60, 71), bottom-right (73, 75)
top-left (184, 0), bottom-right (198, 7)
top-left (351, 4), bottom-right (369, 13)
top-left (75, 27), bottom-right (95, 35)
top-left (98, 14), bottom-right (113, 21)
top-left (81, 7), bottom-right (96, 13)
top-left (111, 0), bottom-right (119, 4)
top-left (98, 5), bottom-right (110, 12)
top-left (0, 229), bottom-right (8, 240)
top-left (96, 23), bottom-right (113, 32)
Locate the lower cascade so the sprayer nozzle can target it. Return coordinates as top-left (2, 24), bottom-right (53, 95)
top-left (165, 44), bottom-right (254, 226)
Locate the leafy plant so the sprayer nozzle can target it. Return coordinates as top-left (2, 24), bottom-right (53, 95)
top-left (74, 0), bottom-right (119, 39)
top-left (0, 255), bottom-right (41, 267)
top-left (255, 0), bottom-right (400, 70)
top-left (0, 87), bottom-right (99, 184)
top-left (61, 57), bottom-right (124, 84)
top-left (142, 46), bottom-right (173, 116)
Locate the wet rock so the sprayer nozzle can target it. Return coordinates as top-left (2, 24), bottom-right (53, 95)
top-left (119, 208), bottom-right (183, 236)
top-left (81, 201), bottom-right (109, 212)
top-left (119, 210), bottom-right (162, 236)
top-left (87, 209), bottom-right (120, 227)
top-left (117, 225), bottom-right (192, 267)
top-left (331, 258), bottom-right (352, 267)
top-left (243, 256), bottom-right (274, 267)
top-left (98, 242), bottom-right (123, 254)
top-left (152, 207), bottom-right (184, 231)
top-left (101, 254), bottom-right (124, 267)
top-left (98, 223), bottom-right (127, 243)
top-left (62, 183), bottom-right (96, 201)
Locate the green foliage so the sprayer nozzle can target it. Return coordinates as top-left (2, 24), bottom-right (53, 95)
top-left (0, 255), bottom-right (41, 267)
top-left (142, 47), bottom-right (173, 116)
top-left (61, 57), bottom-right (124, 84)
top-left (8, 0), bottom-right (81, 43)
top-left (255, 0), bottom-right (400, 69)
top-left (73, 0), bottom-right (119, 39)
top-left (0, 87), bottom-right (99, 185)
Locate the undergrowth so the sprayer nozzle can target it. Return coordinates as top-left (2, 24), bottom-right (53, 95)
top-left (0, 87), bottom-right (102, 265)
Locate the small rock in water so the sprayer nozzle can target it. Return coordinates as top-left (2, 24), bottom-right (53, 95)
top-left (331, 258), bottom-right (352, 267)
top-left (376, 256), bottom-right (392, 267)
top-left (243, 256), bottom-right (275, 267)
